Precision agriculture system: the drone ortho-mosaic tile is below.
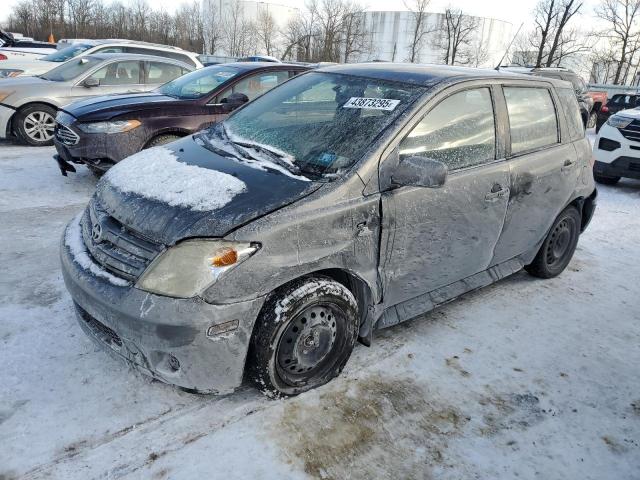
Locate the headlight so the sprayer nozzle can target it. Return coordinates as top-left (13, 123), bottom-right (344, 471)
top-left (77, 119), bottom-right (141, 134)
top-left (607, 115), bottom-right (633, 128)
top-left (0, 70), bottom-right (23, 78)
top-left (136, 239), bottom-right (259, 298)
top-left (0, 90), bottom-right (14, 102)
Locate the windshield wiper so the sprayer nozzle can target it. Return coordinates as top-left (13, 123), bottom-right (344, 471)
top-left (221, 124), bottom-right (302, 176)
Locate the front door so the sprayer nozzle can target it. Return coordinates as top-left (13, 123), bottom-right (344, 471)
top-left (381, 87), bottom-right (510, 306)
top-left (67, 60), bottom-right (145, 103)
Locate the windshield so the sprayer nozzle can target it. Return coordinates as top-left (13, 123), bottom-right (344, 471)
top-left (221, 72), bottom-right (425, 175)
top-left (157, 65), bottom-right (240, 99)
top-left (40, 43), bottom-right (92, 63)
top-left (40, 56), bottom-right (102, 82)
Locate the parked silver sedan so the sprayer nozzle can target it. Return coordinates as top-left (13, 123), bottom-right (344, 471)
top-left (0, 53), bottom-right (193, 146)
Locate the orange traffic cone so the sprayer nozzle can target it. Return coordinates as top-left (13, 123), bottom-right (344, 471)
top-left (48, 33), bottom-right (55, 43)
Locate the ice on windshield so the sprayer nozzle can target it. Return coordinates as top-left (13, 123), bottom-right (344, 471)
top-left (41, 43), bottom-right (92, 63)
top-left (104, 146), bottom-right (247, 211)
top-left (221, 72), bottom-right (426, 176)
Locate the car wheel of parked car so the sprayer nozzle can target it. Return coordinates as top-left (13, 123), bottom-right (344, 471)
top-left (247, 276), bottom-right (358, 397)
top-left (594, 173), bottom-right (620, 185)
top-left (86, 165), bottom-right (105, 178)
top-left (526, 206), bottom-right (581, 279)
top-left (587, 111), bottom-right (597, 129)
top-left (14, 103), bottom-right (57, 146)
top-left (146, 134), bottom-right (181, 149)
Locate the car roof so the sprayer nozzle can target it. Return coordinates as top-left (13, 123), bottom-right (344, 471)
top-left (71, 39), bottom-right (192, 53)
top-left (225, 61), bottom-right (308, 71)
top-left (316, 62), bottom-right (567, 87)
top-left (82, 52), bottom-right (191, 65)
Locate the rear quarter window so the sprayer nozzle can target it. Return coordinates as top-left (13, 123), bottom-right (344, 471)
top-left (504, 86), bottom-right (559, 155)
top-left (556, 87), bottom-right (585, 141)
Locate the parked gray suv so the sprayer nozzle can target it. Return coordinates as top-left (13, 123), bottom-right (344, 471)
top-left (60, 64), bottom-right (597, 397)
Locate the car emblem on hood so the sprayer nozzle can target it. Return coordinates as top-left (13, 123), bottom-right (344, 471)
top-left (91, 222), bottom-right (104, 243)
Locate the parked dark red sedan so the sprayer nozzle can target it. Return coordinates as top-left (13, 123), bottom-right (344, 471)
top-left (53, 62), bottom-right (309, 175)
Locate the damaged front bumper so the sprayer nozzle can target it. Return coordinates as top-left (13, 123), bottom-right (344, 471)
top-left (60, 223), bottom-right (266, 394)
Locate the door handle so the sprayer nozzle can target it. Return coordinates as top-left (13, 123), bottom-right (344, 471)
top-left (485, 186), bottom-right (509, 202)
top-left (561, 159), bottom-right (576, 172)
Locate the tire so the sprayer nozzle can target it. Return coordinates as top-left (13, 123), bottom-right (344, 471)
top-left (247, 276), bottom-right (359, 398)
top-left (594, 173), bottom-right (620, 185)
top-left (525, 206), bottom-right (581, 279)
top-left (145, 134), bottom-right (181, 149)
top-left (14, 103), bottom-right (57, 146)
top-left (587, 111), bottom-right (597, 129)
top-left (87, 165), bottom-right (105, 178)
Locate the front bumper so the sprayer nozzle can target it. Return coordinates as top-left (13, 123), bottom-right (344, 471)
top-left (0, 103), bottom-right (16, 138)
top-left (53, 118), bottom-right (147, 170)
top-left (60, 219), bottom-right (266, 394)
top-left (594, 158), bottom-right (640, 180)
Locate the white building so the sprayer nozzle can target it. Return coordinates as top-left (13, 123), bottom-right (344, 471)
top-left (356, 10), bottom-right (513, 68)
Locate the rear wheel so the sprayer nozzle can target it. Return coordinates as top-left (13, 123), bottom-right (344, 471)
top-left (247, 276), bottom-right (358, 398)
top-left (14, 104), bottom-right (57, 146)
top-left (145, 134), bottom-right (181, 149)
top-left (526, 206), bottom-right (581, 279)
top-left (594, 173), bottom-right (620, 185)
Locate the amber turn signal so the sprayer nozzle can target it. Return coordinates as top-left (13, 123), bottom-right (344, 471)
top-left (210, 248), bottom-right (238, 267)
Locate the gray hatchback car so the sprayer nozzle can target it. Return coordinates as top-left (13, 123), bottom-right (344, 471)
top-left (60, 64), bottom-right (597, 397)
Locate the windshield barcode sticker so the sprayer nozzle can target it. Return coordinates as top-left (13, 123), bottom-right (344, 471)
top-left (343, 97), bottom-right (400, 111)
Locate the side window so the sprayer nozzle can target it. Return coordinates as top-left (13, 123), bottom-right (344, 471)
top-left (399, 88), bottom-right (496, 171)
top-left (219, 71), bottom-right (290, 101)
top-left (87, 61), bottom-right (141, 85)
top-left (145, 62), bottom-right (183, 84)
top-left (504, 87), bottom-right (558, 155)
top-left (557, 88), bottom-right (584, 141)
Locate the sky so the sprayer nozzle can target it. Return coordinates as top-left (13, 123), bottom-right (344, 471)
top-left (1, 0), bottom-right (601, 32)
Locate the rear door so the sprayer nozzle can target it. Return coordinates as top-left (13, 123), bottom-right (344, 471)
top-left (491, 83), bottom-right (579, 264)
top-left (143, 61), bottom-right (188, 89)
top-left (381, 85), bottom-right (511, 306)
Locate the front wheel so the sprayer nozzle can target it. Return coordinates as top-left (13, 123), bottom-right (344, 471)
top-left (14, 104), bottom-right (57, 146)
top-left (145, 134), bottom-right (181, 149)
top-left (247, 276), bottom-right (359, 398)
top-left (526, 206), bottom-right (581, 279)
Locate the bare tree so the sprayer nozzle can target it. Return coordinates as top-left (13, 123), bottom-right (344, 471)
top-left (434, 8), bottom-right (479, 65)
top-left (544, 0), bottom-right (582, 66)
top-left (255, 7), bottom-right (277, 56)
top-left (202, 0), bottom-right (223, 54)
top-left (597, 0), bottom-right (640, 84)
top-left (342, 2), bottom-right (368, 62)
top-left (404, 0), bottom-right (432, 62)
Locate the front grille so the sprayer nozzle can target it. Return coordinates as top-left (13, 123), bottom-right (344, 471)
top-left (76, 303), bottom-right (123, 348)
top-left (617, 120), bottom-right (640, 142)
top-left (81, 202), bottom-right (164, 281)
top-left (55, 123), bottom-right (80, 146)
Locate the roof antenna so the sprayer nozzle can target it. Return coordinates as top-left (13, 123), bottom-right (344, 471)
top-left (495, 22), bottom-right (524, 71)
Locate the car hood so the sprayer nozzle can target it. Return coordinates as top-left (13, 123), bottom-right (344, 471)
top-left (94, 135), bottom-right (322, 245)
top-left (61, 92), bottom-right (184, 121)
top-left (0, 75), bottom-right (50, 88)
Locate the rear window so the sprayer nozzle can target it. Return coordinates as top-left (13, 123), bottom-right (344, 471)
top-left (504, 87), bottom-right (559, 155)
top-left (557, 88), bottom-right (584, 141)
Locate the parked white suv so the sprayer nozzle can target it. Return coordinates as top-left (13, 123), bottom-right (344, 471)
top-left (593, 107), bottom-right (640, 185)
top-left (0, 40), bottom-right (203, 78)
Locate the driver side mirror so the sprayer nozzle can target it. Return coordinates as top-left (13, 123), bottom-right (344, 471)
top-left (391, 156), bottom-right (448, 188)
top-left (220, 92), bottom-right (249, 112)
top-left (83, 77), bottom-right (100, 88)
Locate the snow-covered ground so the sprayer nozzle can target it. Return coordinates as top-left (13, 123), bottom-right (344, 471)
top-left (0, 140), bottom-right (639, 480)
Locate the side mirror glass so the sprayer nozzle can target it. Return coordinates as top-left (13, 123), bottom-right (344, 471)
top-left (84, 77), bottom-right (99, 88)
top-left (220, 92), bottom-right (249, 112)
top-left (391, 156), bottom-right (448, 188)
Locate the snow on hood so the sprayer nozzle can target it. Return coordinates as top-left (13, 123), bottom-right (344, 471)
top-left (103, 146), bottom-right (247, 212)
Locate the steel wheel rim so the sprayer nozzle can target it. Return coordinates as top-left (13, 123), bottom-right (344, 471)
top-left (24, 111), bottom-right (55, 142)
top-left (276, 302), bottom-right (344, 385)
top-left (545, 218), bottom-right (574, 268)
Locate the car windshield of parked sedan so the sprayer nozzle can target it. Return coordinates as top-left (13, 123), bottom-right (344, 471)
top-left (39, 56), bottom-right (102, 82)
top-left (40, 43), bottom-right (93, 63)
top-left (157, 66), bottom-right (240, 99)
top-left (218, 72), bottom-right (425, 176)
